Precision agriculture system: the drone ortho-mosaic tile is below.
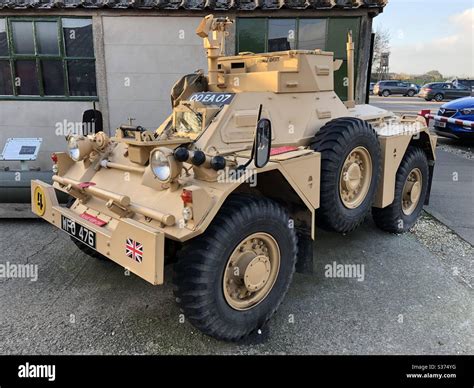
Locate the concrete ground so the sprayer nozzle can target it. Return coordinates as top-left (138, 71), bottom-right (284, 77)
top-left (0, 216), bottom-right (472, 355)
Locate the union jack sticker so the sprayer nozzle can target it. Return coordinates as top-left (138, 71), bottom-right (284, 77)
top-left (126, 238), bottom-right (143, 263)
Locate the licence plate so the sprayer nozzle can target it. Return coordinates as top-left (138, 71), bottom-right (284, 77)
top-left (61, 215), bottom-right (96, 249)
top-left (435, 120), bottom-right (446, 128)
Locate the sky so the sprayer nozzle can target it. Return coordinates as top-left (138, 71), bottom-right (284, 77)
top-left (373, 0), bottom-right (474, 77)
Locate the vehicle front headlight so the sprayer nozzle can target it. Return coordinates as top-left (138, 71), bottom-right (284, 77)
top-left (461, 108), bottom-right (474, 115)
top-left (150, 148), bottom-right (182, 183)
top-left (67, 136), bottom-right (93, 162)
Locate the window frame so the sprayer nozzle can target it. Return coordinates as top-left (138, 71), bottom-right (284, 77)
top-left (236, 17), bottom-right (330, 54)
top-left (0, 16), bottom-right (98, 101)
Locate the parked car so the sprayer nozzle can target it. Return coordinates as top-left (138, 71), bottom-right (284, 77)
top-left (432, 97), bottom-right (474, 139)
top-left (452, 78), bottom-right (474, 95)
top-left (418, 82), bottom-right (471, 102)
top-left (373, 80), bottom-right (418, 97)
top-left (369, 82), bottom-right (375, 95)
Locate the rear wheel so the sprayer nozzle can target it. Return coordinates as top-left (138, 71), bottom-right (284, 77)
top-left (310, 118), bottom-right (381, 233)
top-left (173, 195), bottom-right (297, 341)
top-left (434, 93), bottom-right (444, 102)
top-left (372, 146), bottom-right (429, 233)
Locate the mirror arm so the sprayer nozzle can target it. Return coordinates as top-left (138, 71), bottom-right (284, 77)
top-left (236, 104), bottom-right (263, 173)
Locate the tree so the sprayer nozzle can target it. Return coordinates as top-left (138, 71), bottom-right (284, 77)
top-left (372, 27), bottom-right (391, 81)
top-left (423, 70), bottom-right (444, 82)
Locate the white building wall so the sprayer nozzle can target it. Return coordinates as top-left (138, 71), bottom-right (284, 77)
top-left (102, 16), bottom-right (208, 131)
top-left (0, 100), bottom-right (93, 171)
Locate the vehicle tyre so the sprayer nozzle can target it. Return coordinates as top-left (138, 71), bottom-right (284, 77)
top-left (407, 90), bottom-right (416, 97)
top-left (310, 117), bottom-right (381, 233)
top-left (372, 146), bottom-right (429, 233)
top-left (434, 93), bottom-right (444, 102)
top-left (425, 98), bottom-right (432, 102)
top-left (173, 194), bottom-right (297, 341)
top-left (382, 90), bottom-right (390, 97)
top-left (66, 197), bottom-right (109, 261)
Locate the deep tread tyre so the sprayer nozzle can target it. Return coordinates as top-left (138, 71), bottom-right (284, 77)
top-left (310, 117), bottom-right (381, 233)
top-left (173, 194), bottom-right (297, 341)
top-left (66, 197), bottom-right (108, 261)
top-left (372, 146), bottom-right (429, 233)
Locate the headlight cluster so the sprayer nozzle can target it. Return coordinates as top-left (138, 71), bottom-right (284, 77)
top-left (150, 148), bottom-right (182, 183)
top-left (67, 136), bottom-right (93, 162)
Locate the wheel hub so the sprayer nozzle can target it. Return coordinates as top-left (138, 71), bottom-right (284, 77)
top-left (343, 162), bottom-right (362, 191)
top-left (339, 146), bottom-right (372, 209)
top-left (223, 233), bottom-right (280, 311)
top-left (402, 168), bottom-right (422, 216)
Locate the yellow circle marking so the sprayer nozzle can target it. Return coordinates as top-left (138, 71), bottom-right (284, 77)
top-left (34, 186), bottom-right (46, 216)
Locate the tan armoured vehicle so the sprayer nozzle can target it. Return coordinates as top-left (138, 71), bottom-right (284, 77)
top-left (31, 15), bottom-right (436, 341)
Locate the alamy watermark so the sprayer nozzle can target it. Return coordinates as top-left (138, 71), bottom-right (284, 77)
top-left (0, 262), bottom-right (38, 282)
top-left (55, 120), bottom-right (96, 137)
top-left (324, 261), bottom-right (365, 282)
top-left (217, 167), bottom-right (257, 187)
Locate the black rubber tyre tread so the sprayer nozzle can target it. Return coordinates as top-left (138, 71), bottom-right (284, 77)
top-left (173, 194), bottom-right (298, 341)
top-left (310, 117), bottom-right (381, 233)
top-left (372, 146), bottom-right (429, 233)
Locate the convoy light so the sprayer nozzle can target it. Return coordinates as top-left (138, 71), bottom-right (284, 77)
top-left (67, 136), bottom-right (93, 162)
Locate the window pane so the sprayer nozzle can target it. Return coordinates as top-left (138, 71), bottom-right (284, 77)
top-left (0, 19), bottom-right (8, 56)
top-left (0, 60), bottom-right (13, 95)
top-left (326, 18), bottom-right (360, 59)
top-left (67, 60), bottom-right (96, 96)
top-left (237, 18), bottom-right (266, 54)
top-left (12, 22), bottom-right (35, 54)
top-left (63, 18), bottom-right (94, 57)
top-left (268, 19), bottom-right (296, 52)
top-left (298, 19), bottom-right (327, 50)
top-left (36, 21), bottom-right (59, 55)
top-left (15, 60), bottom-right (39, 95)
top-left (327, 18), bottom-right (361, 101)
top-left (41, 60), bottom-right (64, 95)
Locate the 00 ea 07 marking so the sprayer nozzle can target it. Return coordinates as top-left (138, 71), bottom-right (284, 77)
top-left (61, 215), bottom-right (96, 249)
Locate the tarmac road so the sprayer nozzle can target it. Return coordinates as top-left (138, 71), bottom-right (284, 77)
top-left (369, 95), bottom-right (444, 114)
top-left (0, 216), bottom-right (471, 355)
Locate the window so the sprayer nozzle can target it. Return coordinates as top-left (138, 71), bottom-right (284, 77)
top-left (268, 19), bottom-right (296, 52)
top-left (237, 18), bottom-right (328, 54)
top-left (236, 17), bottom-right (360, 101)
top-left (298, 19), bottom-right (326, 51)
top-left (0, 17), bottom-right (97, 100)
top-left (237, 18), bottom-right (266, 54)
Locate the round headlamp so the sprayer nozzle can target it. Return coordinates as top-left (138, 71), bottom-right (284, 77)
top-left (150, 148), bottom-right (182, 183)
top-left (67, 136), bottom-right (93, 162)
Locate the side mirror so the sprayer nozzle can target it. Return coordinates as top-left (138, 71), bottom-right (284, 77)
top-left (254, 118), bottom-right (272, 168)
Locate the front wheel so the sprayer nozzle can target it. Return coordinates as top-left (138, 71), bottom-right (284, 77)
top-left (407, 90), bottom-right (416, 97)
top-left (372, 146), bottom-right (429, 233)
top-left (173, 195), bottom-right (297, 341)
top-left (434, 93), bottom-right (444, 102)
top-left (382, 90), bottom-right (390, 97)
